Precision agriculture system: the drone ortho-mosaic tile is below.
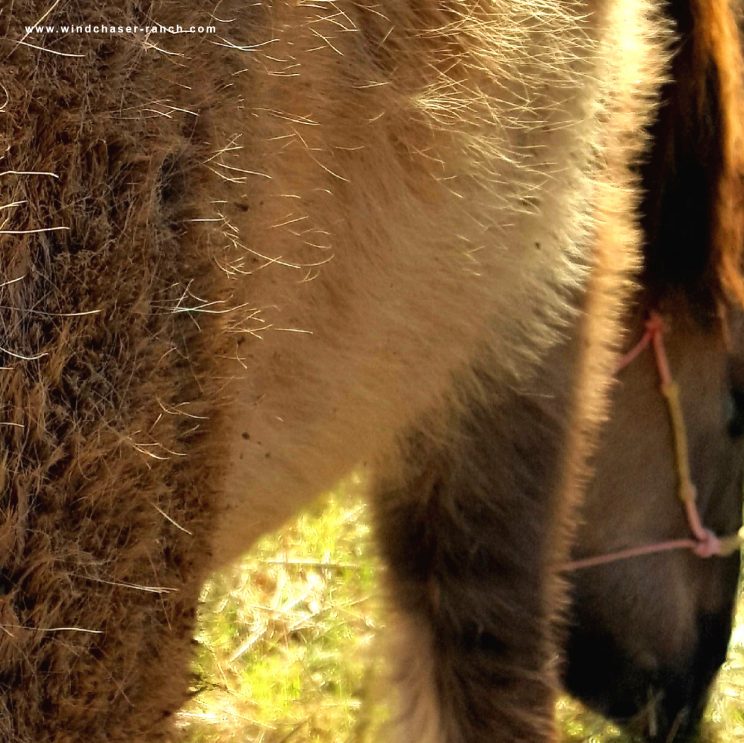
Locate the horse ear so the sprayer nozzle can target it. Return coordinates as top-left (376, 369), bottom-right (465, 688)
top-left (640, 0), bottom-right (744, 313)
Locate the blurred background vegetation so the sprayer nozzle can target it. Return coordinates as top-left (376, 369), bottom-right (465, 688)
top-left (176, 479), bottom-right (744, 742)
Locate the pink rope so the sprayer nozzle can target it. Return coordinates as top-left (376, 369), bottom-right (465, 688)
top-left (562, 539), bottom-right (699, 572)
top-left (562, 312), bottom-right (742, 572)
top-left (649, 314), bottom-right (673, 383)
top-left (614, 318), bottom-right (655, 373)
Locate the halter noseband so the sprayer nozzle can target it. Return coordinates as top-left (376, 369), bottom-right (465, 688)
top-left (563, 312), bottom-right (744, 572)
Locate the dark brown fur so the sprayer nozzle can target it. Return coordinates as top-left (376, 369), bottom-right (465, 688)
top-left (374, 1), bottom-right (744, 741)
top-left (566, 1), bottom-right (744, 738)
top-left (565, 300), bottom-right (744, 741)
top-left (0, 1), bottom-right (685, 741)
top-left (374, 317), bottom-right (590, 741)
top-left (0, 3), bottom-right (247, 739)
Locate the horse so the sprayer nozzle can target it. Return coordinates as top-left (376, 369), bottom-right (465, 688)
top-left (565, 1), bottom-right (744, 737)
top-left (564, 307), bottom-right (744, 743)
top-left (374, 1), bottom-right (744, 741)
top-left (0, 1), bottom-right (719, 741)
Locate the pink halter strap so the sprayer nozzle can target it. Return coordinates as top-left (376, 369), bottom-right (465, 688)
top-left (562, 312), bottom-right (743, 572)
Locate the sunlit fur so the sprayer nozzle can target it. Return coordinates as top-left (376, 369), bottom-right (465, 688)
top-left (370, 1), bottom-right (744, 741)
top-left (0, 1), bottom-right (669, 740)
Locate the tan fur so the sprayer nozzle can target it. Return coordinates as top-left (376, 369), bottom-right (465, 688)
top-left (545, 0), bottom-right (666, 619)
top-left (0, 1), bottom-right (669, 740)
top-left (374, 3), bottom-right (668, 739)
top-left (217, 1), bottom-right (636, 560)
top-left (385, 613), bottom-right (452, 743)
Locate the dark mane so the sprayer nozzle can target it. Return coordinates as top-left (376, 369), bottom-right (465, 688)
top-left (641, 0), bottom-right (744, 313)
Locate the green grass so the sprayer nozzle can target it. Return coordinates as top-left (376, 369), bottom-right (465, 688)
top-left (177, 479), bottom-right (388, 742)
top-left (177, 486), bottom-right (744, 742)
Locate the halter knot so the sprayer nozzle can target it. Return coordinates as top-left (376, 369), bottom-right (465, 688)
top-left (645, 312), bottom-right (665, 335)
top-left (692, 529), bottom-right (722, 559)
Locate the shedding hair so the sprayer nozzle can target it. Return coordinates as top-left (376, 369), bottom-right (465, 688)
top-left (372, 1), bottom-right (668, 738)
top-left (0, 1), bottom-right (685, 741)
top-left (0, 3), bottom-right (247, 740)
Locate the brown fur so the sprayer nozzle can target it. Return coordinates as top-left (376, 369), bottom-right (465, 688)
top-left (703, 0), bottom-right (744, 306)
top-left (566, 2), bottom-right (744, 738)
top-left (641, 0), bottom-right (744, 311)
top-left (566, 301), bottom-right (744, 741)
top-left (374, 1), bottom-right (744, 741)
top-left (371, 4), bottom-right (664, 734)
top-left (0, 1), bottom-right (676, 741)
top-left (0, 4), bottom-right (242, 740)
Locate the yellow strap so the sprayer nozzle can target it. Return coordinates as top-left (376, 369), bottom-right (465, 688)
top-left (718, 530), bottom-right (744, 556)
top-left (661, 379), bottom-right (743, 554)
top-left (660, 381), bottom-right (696, 505)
